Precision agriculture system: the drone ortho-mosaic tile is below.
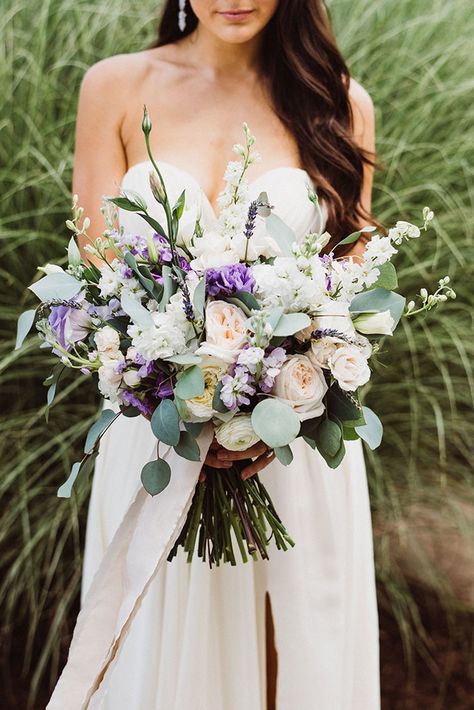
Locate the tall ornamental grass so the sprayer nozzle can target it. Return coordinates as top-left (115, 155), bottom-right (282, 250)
top-left (0, 0), bottom-right (472, 704)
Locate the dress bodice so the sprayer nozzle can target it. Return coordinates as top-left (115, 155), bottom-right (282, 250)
top-left (119, 160), bottom-right (327, 240)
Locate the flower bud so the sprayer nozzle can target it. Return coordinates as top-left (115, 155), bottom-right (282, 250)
top-left (420, 288), bottom-right (428, 300)
top-left (149, 171), bottom-right (166, 204)
top-left (142, 106), bottom-right (152, 135)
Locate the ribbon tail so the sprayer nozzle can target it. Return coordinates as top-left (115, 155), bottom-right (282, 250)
top-left (47, 425), bottom-right (213, 710)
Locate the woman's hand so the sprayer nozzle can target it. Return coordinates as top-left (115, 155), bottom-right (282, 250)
top-left (201, 437), bottom-right (275, 481)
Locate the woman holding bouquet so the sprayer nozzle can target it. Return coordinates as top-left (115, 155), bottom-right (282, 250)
top-left (60, 1), bottom-right (380, 708)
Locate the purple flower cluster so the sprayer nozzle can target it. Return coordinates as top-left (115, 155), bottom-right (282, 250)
top-left (218, 345), bottom-right (287, 410)
top-left (219, 366), bottom-right (256, 410)
top-left (206, 263), bottom-right (255, 297)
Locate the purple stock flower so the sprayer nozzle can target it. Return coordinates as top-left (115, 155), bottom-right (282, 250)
top-left (206, 263), bottom-right (255, 297)
top-left (88, 297), bottom-right (124, 320)
top-left (219, 366), bottom-right (256, 410)
top-left (151, 371), bottom-right (174, 399)
top-left (121, 390), bottom-right (154, 417)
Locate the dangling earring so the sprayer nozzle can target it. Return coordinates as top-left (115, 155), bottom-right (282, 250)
top-left (178, 0), bottom-right (187, 32)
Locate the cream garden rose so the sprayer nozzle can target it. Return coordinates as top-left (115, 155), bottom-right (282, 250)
top-left (197, 301), bottom-right (248, 363)
top-left (272, 354), bottom-right (328, 421)
top-left (186, 359), bottom-right (228, 421)
top-left (328, 345), bottom-right (370, 391)
top-left (215, 413), bottom-right (260, 451)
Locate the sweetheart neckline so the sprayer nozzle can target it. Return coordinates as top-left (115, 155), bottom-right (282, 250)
top-left (121, 159), bottom-right (315, 221)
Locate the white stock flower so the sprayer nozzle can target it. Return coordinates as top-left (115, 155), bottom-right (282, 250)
top-left (190, 231), bottom-right (240, 271)
top-left (98, 260), bottom-right (123, 298)
top-left (272, 354), bottom-right (328, 421)
top-left (231, 217), bottom-right (281, 261)
top-left (363, 235), bottom-right (398, 266)
top-left (252, 258), bottom-right (324, 312)
top-left (236, 346), bottom-right (265, 374)
top-left (353, 310), bottom-right (395, 336)
top-left (127, 311), bottom-right (187, 361)
top-left (215, 413), bottom-right (260, 452)
top-left (328, 345), bottom-right (370, 392)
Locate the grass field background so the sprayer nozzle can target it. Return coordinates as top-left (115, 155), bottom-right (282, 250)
top-left (0, 0), bottom-right (473, 705)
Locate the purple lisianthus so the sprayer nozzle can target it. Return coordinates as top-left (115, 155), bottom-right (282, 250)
top-left (49, 303), bottom-right (91, 351)
top-left (88, 297), bottom-right (125, 320)
top-left (121, 390), bottom-right (154, 417)
top-left (151, 371), bottom-right (174, 399)
top-left (206, 263), bottom-right (255, 297)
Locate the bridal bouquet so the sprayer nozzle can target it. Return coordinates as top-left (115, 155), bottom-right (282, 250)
top-left (16, 109), bottom-right (455, 565)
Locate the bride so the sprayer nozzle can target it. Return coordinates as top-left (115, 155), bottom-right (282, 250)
top-left (55, 1), bottom-right (380, 708)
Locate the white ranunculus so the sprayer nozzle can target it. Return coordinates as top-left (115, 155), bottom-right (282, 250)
top-left (94, 325), bottom-right (122, 361)
top-left (190, 231), bottom-right (240, 271)
top-left (215, 413), bottom-right (260, 451)
top-left (328, 345), bottom-right (370, 392)
top-left (197, 301), bottom-right (248, 364)
top-left (353, 310), bottom-right (395, 336)
top-left (186, 359), bottom-right (228, 422)
top-left (272, 354), bottom-right (328, 421)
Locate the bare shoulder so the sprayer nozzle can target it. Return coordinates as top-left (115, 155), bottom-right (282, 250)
top-left (348, 78), bottom-right (375, 144)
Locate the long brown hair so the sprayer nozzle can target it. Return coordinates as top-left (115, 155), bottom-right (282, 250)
top-left (153, 0), bottom-right (378, 254)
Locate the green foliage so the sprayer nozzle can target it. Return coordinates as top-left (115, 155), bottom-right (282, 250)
top-left (0, 0), bottom-right (473, 705)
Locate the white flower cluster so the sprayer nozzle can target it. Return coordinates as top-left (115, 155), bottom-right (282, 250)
top-left (252, 257), bottom-right (327, 312)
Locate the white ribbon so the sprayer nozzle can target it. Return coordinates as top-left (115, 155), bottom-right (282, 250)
top-left (47, 425), bottom-right (213, 710)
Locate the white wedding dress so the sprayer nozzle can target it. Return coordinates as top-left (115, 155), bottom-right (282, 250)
top-left (52, 162), bottom-right (380, 710)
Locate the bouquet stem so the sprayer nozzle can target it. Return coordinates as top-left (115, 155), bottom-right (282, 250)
top-left (167, 462), bottom-right (294, 567)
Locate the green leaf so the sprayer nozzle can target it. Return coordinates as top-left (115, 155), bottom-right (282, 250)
top-left (164, 353), bottom-right (202, 365)
top-left (321, 439), bottom-right (346, 469)
top-left (57, 461), bottom-right (82, 498)
top-left (193, 277), bottom-right (206, 318)
top-left (326, 386), bottom-right (364, 425)
top-left (184, 421), bottom-right (203, 437)
top-left (137, 212), bottom-right (167, 237)
top-left (355, 406), bottom-right (383, 450)
top-left (212, 380), bottom-right (229, 413)
top-left (316, 418), bottom-right (342, 458)
top-left (231, 290), bottom-right (260, 312)
top-left (174, 430), bottom-right (201, 461)
top-left (272, 312), bottom-right (311, 337)
top-left (267, 307), bottom-right (284, 331)
top-left (84, 408), bottom-right (119, 454)
top-left (342, 425), bottom-right (360, 441)
top-left (337, 225), bottom-right (376, 246)
top-left (150, 399), bottom-right (180, 446)
top-left (120, 405), bottom-right (141, 418)
top-left (175, 365), bottom-right (205, 400)
top-left (120, 290), bottom-right (154, 328)
top-left (299, 415), bottom-right (323, 440)
top-left (349, 288), bottom-right (406, 328)
top-left (372, 261), bottom-right (398, 291)
top-left (159, 265), bottom-right (176, 312)
top-left (15, 309), bottom-right (36, 350)
top-left (45, 364), bottom-right (64, 415)
top-left (266, 213), bottom-right (296, 256)
top-left (274, 444), bottom-right (293, 465)
top-left (28, 272), bottom-right (82, 301)
top-left (105, 316), bottom-right (129, 335)
top-left (302, 435), bottom-right (317, 449)
top-left (173, 189), bottom-right (186, 220)
top-left (251, 398), bottom-right (300, 448)
top-left (141, 458), bottom-right (171, 496)
top-left (107, 196), bottom-right (143, 212)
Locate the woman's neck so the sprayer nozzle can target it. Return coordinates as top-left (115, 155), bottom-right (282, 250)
top-left (180, 24), bottom-right (264, 80)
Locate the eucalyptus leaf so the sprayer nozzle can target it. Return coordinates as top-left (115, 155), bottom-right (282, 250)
top-left (212, 380), bottom-right (229, 413)
top-left (371, 261), bottom-right (398, 291)
top-left (159, 265), bottom-right (176, 312)
top-left (120, 405), bottom-right (141, 418)
top-left (266, 213), bottom-right (296, 256)
top-left (272, 312), bottom-right (311, 337)
top-left (316, 418), bottom-right (342, 457)
top-left (29, 272), bottom-right (82, 302)
top-left (105, 316), bottom-right (129, 335)
top-left (274, 444), bottom-right (293, 465)
top-left (174, 430), bottom-right (201, 461)
top-left (337, 225), bottom-right (376, 246)
top-left (302, 435), bottom-right (317, 449)
top-left (141, 458), bottom-right (171, 496)
top-left (15, 309), bottom-right (36, 350)
top-left (184, 421), bottom-right (204, 437)
top-left (355, 406), bottom-right (383, 450)
top-left (150, 399), bottom-right (180, 446)
top-left (320, 439), bottom-right (346, 469)
top-left (251, 398), bottom-right (300, 448)
top-left (57, 461), bottom-right (82, 498)
top-left (165, 353), bottom-right (202, 365)
top-left (193, 277), bottom-right (206, 317)
top-left (342, 425), bottom-right (360, 441)
top-left (84, 408), bottom-right (119, 454)
top-left (175, 365), bottom-right (205, 400)
top-left (349, 288), bottom-right (406, 328)
top-left (326, 386), bottom-right (364, 424)
top-left (232, 290), bottom-right (260, 312)
top-left (120, 290), bottom-right (154, 328)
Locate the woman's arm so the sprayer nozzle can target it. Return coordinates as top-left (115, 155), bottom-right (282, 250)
top-left (72, 57), bottom-right (129, 264)
top-left (344, 78), bottom-right (376, 261)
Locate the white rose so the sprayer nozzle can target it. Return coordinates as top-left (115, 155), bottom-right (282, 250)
top-left (310, 301), bottom-right (356, 339)
top-left (197, 301), bottom-right (248, 363)
top-left (186, 359), bottom-right (228, 422)
top-left (308, 338), bottom-right (340, 369)
top-left (353, 310), bottom-right (395, 336)
top-left (122, 369), bottom-right (141, 387)
top-left (328, 345), bottom-right (370, 391)
top-left (272, 354), bottom-right (328, 421)
top-left (97, 362), bottom-right (122, 402)
top-left (215, 414), bottom-right (260, 451)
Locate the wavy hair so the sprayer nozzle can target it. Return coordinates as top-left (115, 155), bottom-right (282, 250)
top-left (153, 0), bottom-right (379, 254)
